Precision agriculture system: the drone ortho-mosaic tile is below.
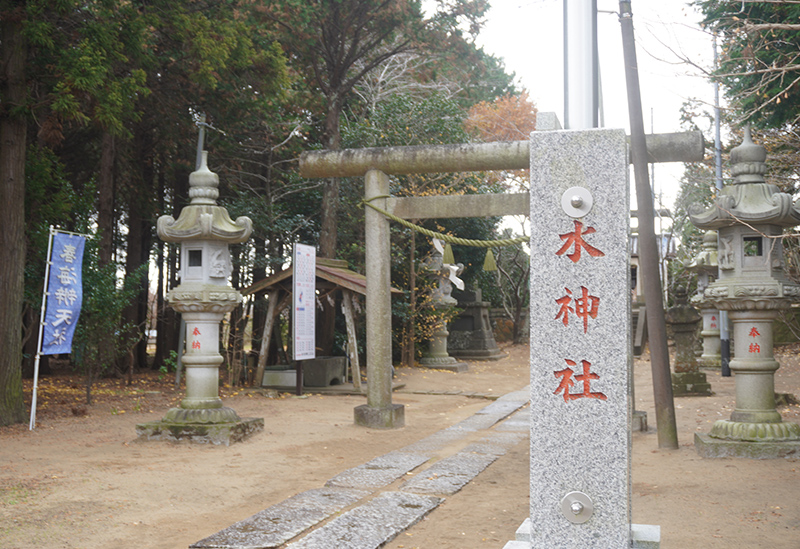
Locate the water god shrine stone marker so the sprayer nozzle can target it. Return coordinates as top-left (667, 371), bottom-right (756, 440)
top-left (505, 128), bottom-right (658, 548)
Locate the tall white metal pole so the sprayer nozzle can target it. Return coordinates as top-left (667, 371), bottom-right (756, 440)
top-left (564, 0), bottom-right (598, 129)
top-left (29, 226), bottom-right (56, 430)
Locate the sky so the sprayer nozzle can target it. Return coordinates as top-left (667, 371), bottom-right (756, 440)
top-left (476, 0), bottom-right (715, 212)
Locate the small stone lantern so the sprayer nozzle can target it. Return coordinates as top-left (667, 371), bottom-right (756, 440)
top-left (690, 128), bottom-right (800, 457)
top-left (665, 285), bottom-right (710, 395)
top-left (136, 152), bottom-right (263, 444)
top-left (687, 230), bottom-right (722, 368)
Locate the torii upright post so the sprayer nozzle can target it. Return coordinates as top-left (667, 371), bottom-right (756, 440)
top-left (355, 169), bottom-right (404, 428)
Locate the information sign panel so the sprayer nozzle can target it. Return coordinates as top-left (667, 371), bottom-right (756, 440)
top-left (293, 243), bottom-right (316, 361)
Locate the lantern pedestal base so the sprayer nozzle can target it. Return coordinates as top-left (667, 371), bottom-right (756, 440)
top-left (162, 405), bottom-right (241, 424)
top-left (136, 415), bottom-right (263, 446)
top-left (671, 371), bottom-right (712, 396)
top-left (418, 356), bottom-right (469, 373)
top-left (709, 419), bottom-right (800, 441)
top-left (695, 431), bottom-right (800, 459)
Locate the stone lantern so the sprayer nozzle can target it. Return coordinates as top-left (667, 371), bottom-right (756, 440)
top-left (687, 230), bottom-right (722, 368)
top-left (665, 285), bottom-right (711, 395)
top-left (419, 241), bottom-right (468, 372)
top-left (136, 152), bottom-right (263, 444)
top-left (690, 128), bottom-right (800, 458)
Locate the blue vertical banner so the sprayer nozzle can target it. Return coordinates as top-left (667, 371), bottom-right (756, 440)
top-left (41, 231), bottom-right (86, 355)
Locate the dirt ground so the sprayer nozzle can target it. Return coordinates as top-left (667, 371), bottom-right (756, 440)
top-left (1, 342), bottom-right (799, 549)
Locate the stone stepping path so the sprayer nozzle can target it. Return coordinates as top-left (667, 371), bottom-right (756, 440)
top-left (191, 386), bottom-right (530, 549)
top-left (325, 451), bottom-right (430, 491)
top-left (399, 451), bottom-right (499, 496)
top-left (284, 492), bottom-right (442, 549)
top-left (190, 487), bottom-right (370, 549)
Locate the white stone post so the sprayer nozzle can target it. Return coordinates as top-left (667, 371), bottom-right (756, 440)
top-left (519, 128), bottom-right (652, 547)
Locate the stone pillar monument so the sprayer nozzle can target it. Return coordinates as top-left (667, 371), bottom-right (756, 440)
top-left (419, 243), bottom-right (468, 372)
top-left (665, 286), bottom-right (711, 395)
top-left (687, 230), bottom-right (722, 369)
top-left (690, 128), bottom-right (800, 458)
top-left (505, 129), bottom-right (659, 547)
top-left (136, 152), bottom-right (263, 445)
top-left (447, 288), bottom-right (506, 361)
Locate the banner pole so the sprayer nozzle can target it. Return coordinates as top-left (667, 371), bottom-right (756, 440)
top-left (29, 226), bottom-right (56, 430)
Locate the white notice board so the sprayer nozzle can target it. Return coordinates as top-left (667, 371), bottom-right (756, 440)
top-left (293, 243), bottom-right (316, 361)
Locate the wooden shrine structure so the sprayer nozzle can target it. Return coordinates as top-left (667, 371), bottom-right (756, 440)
top-left (242, 258), bottom-right (401, 392)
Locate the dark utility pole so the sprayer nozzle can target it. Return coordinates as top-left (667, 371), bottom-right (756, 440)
top-left (619, 0), bottom-right (679, 449)
top-left (713, 35), bottom-right (732, 377)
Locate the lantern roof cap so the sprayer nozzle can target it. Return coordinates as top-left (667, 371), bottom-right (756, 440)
top-left (157, 151), bottom-right (252, 243)
top-left (690, 131), bottom-right (800, 229)
top-left (730, 126), bottom-right (767, 184)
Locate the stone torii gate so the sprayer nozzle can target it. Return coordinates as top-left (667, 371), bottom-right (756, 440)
top-left (300, 130), bottom-right (703, 429)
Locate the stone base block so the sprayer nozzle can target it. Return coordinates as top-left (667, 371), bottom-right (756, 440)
top-left (505, 518), bottom-right (659, 547)
top-left (262, 369), bottom-right (298, 388)
top-left (695, 432), bottom-right (800, 459)
top-left (671, 371), bottom-right (712, 396)
top-left (354, 403), bottom-right (404, 429)
top-left (449, 348), bottom-right (506, 361)
top-left (262, 357), bottom-right (346, 388)
top-left (302, 356), bottom-right (347, 386)
top-left (632, 410), bottom-right (648, 432)
top-left (632, 523), bottom-right (661, 548)
top-left (514, 518), bottom-right (530, 541)
top-left (135, 417), bottom-right (263, 446)
top-left (699, 357), bottom-right (721, 370)
top-left (418, 359), bottom-right (469, 373)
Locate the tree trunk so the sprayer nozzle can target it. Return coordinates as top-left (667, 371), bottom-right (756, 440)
top-left (22, 308), bottom-right (37, 378)
top-left (97, 132), bottom-right (115, 267)
top-left (121, 196), bottom-right (145, 374)
top-left (512, 301), bottom-right (523, 345)
top-left (152, 238), bottom-right (167, 371)
top-left (160, 165), bottom-right (190, 373)
top-left (401, 230), bottom-right (416, 368)
top-left (152, 164), bottom-right (168, 371)
top-left (318, 94), bottom-right (342, 258)
top-left (0, 11), bottom-right (28, 426)
top-left (251, 161), bottom-right (269, 365)
top-left (317, 97), bottom-right (342, 355)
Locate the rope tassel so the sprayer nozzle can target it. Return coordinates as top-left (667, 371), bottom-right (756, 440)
top-left (443, 243), bottom-right (455, 264)
top-left (483, 248), bottom-right (497, 271)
